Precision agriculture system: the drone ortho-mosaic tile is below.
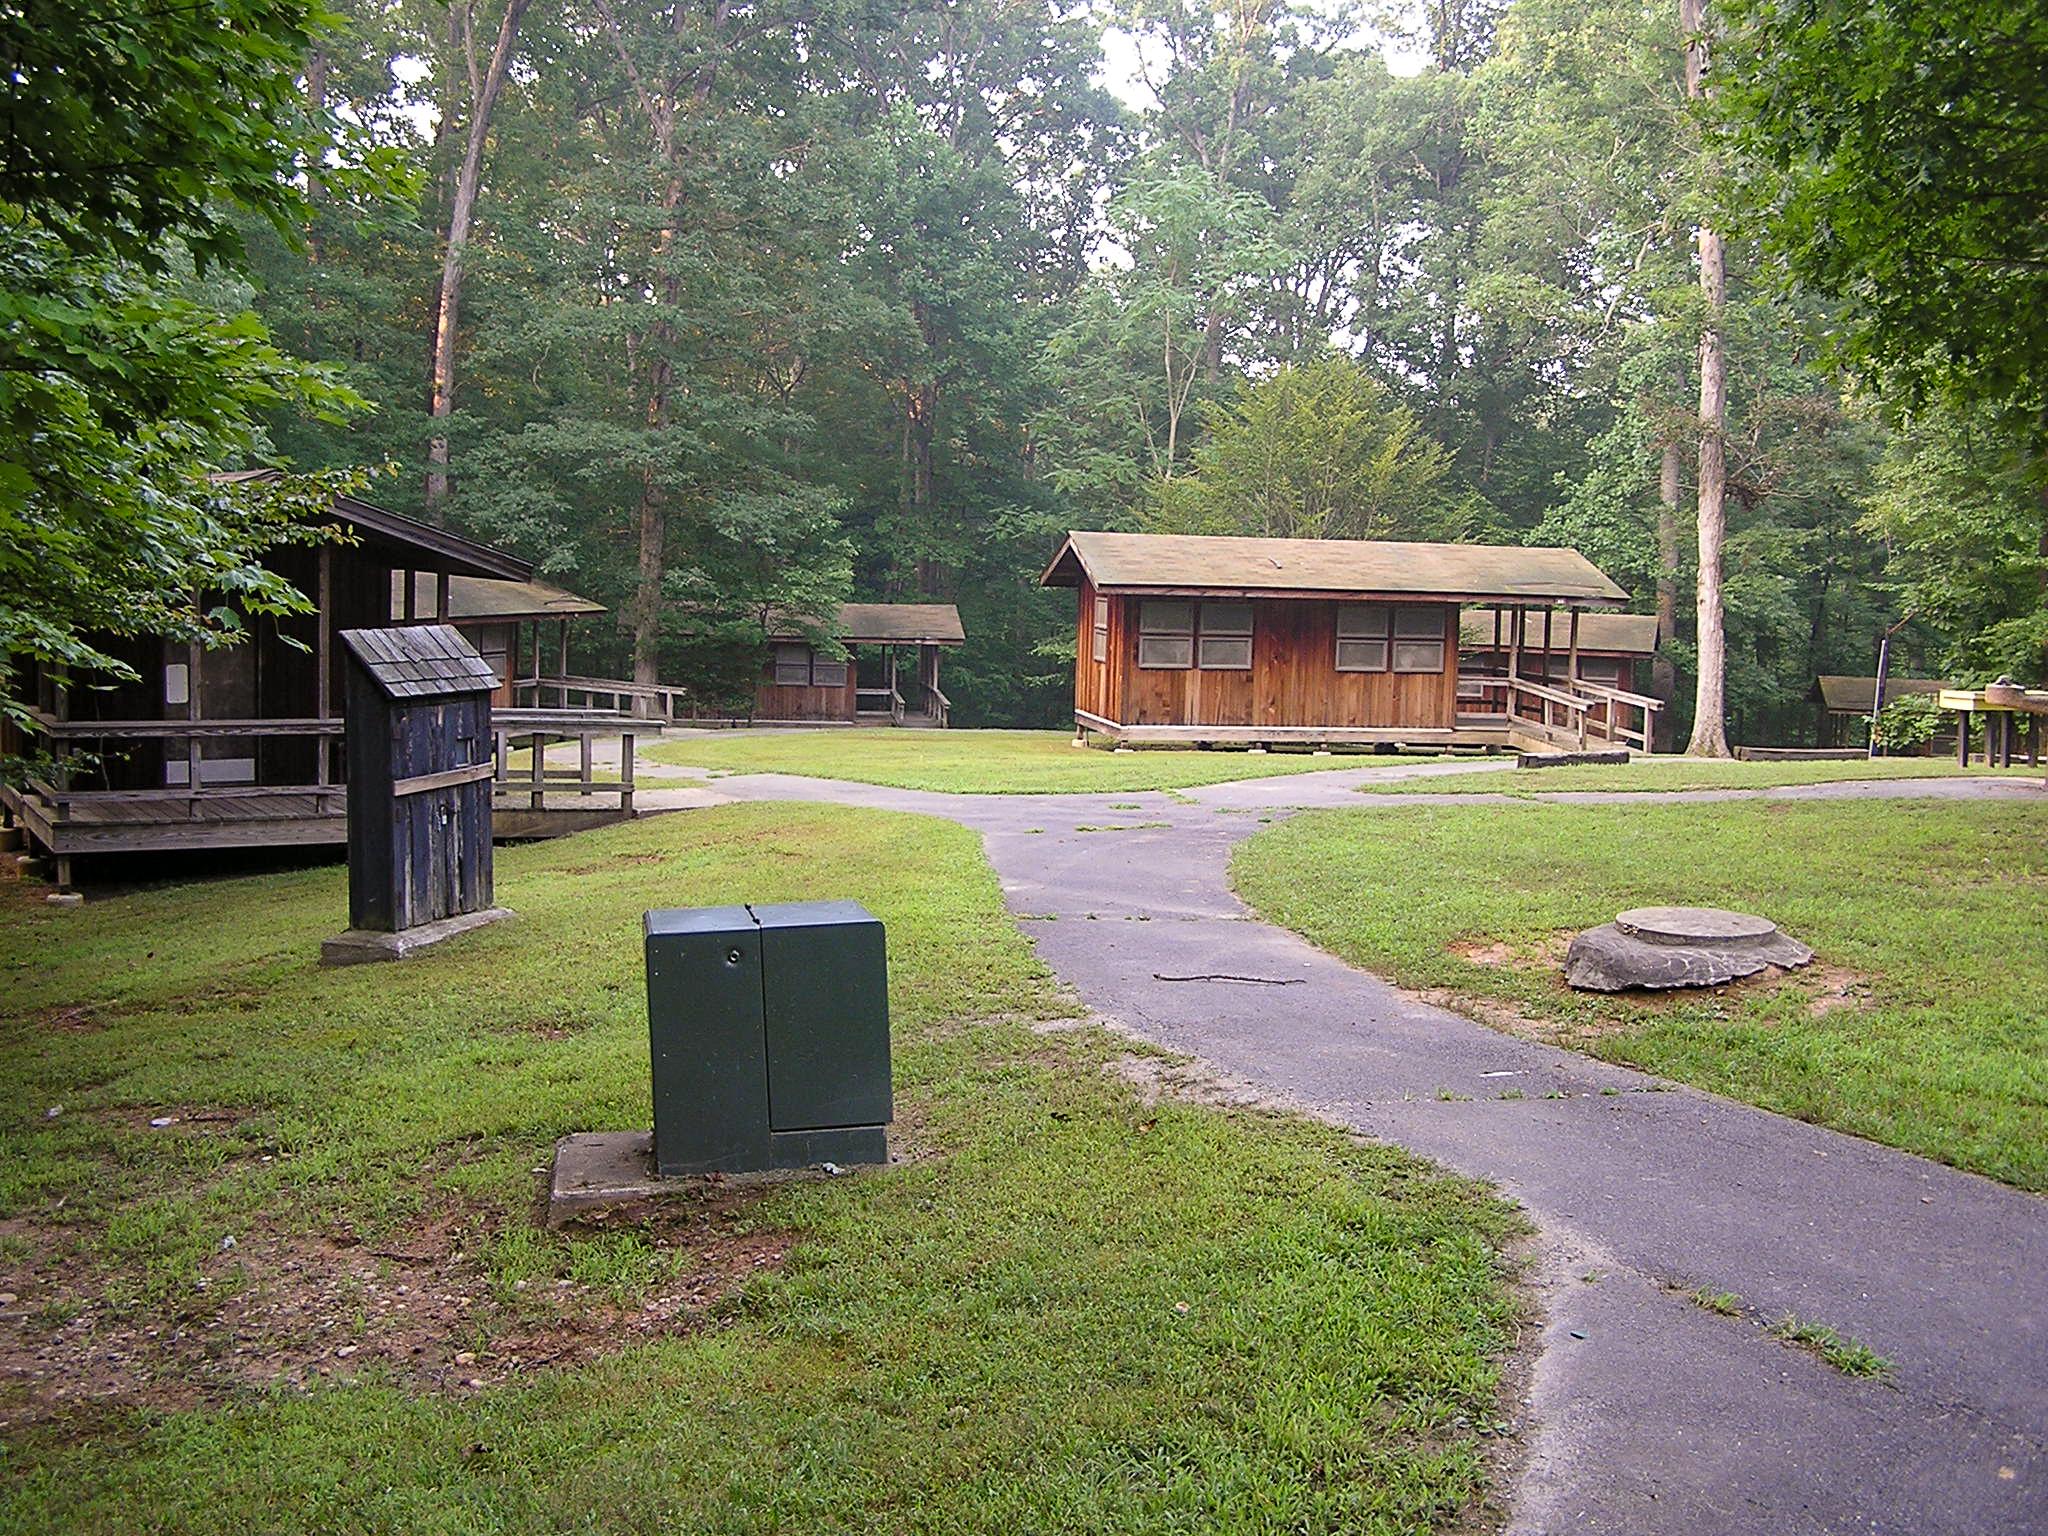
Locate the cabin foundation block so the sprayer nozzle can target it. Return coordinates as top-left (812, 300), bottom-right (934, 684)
top-left (320, 906), bottom-right (513, 966)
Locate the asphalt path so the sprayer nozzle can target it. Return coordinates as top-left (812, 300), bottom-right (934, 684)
top-left (634, 759), bottom-right (2046, 1535)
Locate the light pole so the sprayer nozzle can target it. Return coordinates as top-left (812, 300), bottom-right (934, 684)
top-left (1869, 612), bottom-right (1915, 759)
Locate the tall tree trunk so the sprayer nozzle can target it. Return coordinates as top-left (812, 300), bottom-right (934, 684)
top-left (304, 46), bottom-right (328, 262)
top-left (1653, 437), bottom-right (1682, 748)
top-left (426, 0), bottom-right (534, 514)
top-left (1681, 0), bottom-right (1732, 756)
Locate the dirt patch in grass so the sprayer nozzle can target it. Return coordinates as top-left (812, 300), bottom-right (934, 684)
top-left (0, 1193), bottom-right (791, 1431)
top-left (1432, 942), bottom-right (1873, 1049)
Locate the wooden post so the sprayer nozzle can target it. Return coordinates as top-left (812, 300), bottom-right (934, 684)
top-left (186, 637), bottom-right (203, 818)
top-left (51, 664), bottom-right (70, 826)
top-left (1508, 606), bottom-right (1523, 708)
top-left (315, 545), bottom-right (333, 788)
top-left (579, 732), bottom-right (593, 798)
top-left (1959, 709), bottom-right (1971, 766)
top-left (436, 571), bottom-right (451, 621)
top-left (1568, 610), bottom-right (1586, 746)
top-left (403, 571), bottom-right (418, 621)
top-left (557, 619), bottom-right (570, 708)
top-left (529, 731), bottom-right (545, 811)
top-left (621, 730), bottom-right (635, 815)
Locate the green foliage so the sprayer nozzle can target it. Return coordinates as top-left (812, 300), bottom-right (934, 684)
top-left (1717, 0), bottom-right (2048, 440)
top-left (0, 0), bottom-right (399, 728)
top-left (1862, 402), bottom-right (2048, 683)
top-left (1148, 358), bottom-right (1477, 541)
top-left (1235, 797), bottom-right (2048, 1186)
top-left (0, 803), bottom-right (1520, 1531)
top-left (1869, 694), bottom-right (1939, 752)
top-left (644, 728), bottom-right (1452, 793)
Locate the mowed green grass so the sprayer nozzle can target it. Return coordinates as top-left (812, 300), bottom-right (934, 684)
top-left (644, 728), bottom-right (1447, 793)
top-left (0, 805), bottom-right (1521, 1535)
top-left (1356, 756), bottom-right (2023, 796)
top-left (1234, 799), bottom-right (2048, 1188)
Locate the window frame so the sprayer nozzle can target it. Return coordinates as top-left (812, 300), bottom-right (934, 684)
top-left (1136, 599), bottom-right (1196, 670)
top-left (1195, 600), bottom-right (1253, 671)
top-left (1091, 595), bottom-right (1109, 664)
top-left (1335, 602), bottom-right (1391, 673)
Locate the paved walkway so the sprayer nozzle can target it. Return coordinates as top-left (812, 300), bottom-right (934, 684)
top-left (632, 758), bottom-right (2046, 1534)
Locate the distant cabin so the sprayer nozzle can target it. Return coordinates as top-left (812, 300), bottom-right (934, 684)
top-left (1041, 531), bottom-right (1657, 751)
top-left (760, 604), bottom-right (966, 727)
top-left (1815, 674), bottom-right (1951, 750)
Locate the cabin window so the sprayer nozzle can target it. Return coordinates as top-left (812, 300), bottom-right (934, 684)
top-left (1335, 603), bottom-right (1390, 672)
top-left (773, 644), bottom-right (813, 686)
top-left (1197, 601), bottom-right (1253, 670)
top-left (1092, 596), bottom-right (1109, 663)
top-left (1577, 657), bottom-right (1622, 686)
top-left (1391, 607), bottom-right (1447, 673)
top-left (811, 656), bottom-right (849, 688)
top-left (1137, 600), bottom-right (1195, 669)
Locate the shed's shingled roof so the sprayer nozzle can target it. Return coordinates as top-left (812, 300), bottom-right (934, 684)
top-left (1040, 531), bottom-right (1627, 605)
top-left (341, 624), bottom-right (500, 699)
top-left (1460, 609), bottom-right (1660, 654)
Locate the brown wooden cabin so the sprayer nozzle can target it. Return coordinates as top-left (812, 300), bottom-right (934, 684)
top-left (759, 604), bottom-right (966, 727)
top-left (395, 573), bottom-right (607, 708)
top-left (1042, 531), bottom-right (1659, 751)
top-left (1460, 608), bottom-right (1659, 734)
top-left (1, 475), bottom-right (532, 885)
top-left (1815, 674), bottom-right (1951, 751)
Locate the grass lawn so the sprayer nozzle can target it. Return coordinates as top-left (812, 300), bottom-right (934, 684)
top-left (1355, 756), bottom-right (2024, 796)
top-left (643, 727), bottom-right (1450, 794)
top-left (1234, 799), bottom-right (2048, 1189)
top-left (0, 805), bottom-right (1521, 1534)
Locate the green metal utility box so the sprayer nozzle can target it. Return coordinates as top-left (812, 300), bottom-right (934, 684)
top-left (644, 900), bottom-right (892, 1176)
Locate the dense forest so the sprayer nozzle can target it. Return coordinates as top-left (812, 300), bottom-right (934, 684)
top-left (7, 0), bottom-right (2045, 747)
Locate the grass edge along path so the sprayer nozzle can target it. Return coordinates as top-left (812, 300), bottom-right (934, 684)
top-left (0, 803), bottom-right (1524, 1535)
top-left (1354, 756), bottom-right (2024, 797)
top-left (1232, 797), bottom-right (2048, 1190)
top-left (644, 727), bottom-right (1456, 794)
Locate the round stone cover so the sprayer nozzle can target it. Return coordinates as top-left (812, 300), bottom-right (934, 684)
top-left (1615, 906), bottom-right (1778, 945)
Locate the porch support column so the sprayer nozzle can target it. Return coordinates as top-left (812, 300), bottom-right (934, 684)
top-left (436, 571), bottom-right (451, 621)
top-left (315, 545), bottom-right (333, 788)
top-left (186, 637), bottom-right (203, 817)
top-left (1568, 609), bottom-right (1586, 746)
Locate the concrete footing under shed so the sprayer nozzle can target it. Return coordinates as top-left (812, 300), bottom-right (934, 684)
top-left (319, 906), bottom-right (513, 966)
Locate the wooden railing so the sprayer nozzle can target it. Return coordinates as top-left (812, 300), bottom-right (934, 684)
top-left (491, 708), bottom-right (639, 814)
top-left (1458, 673), bottom-right (1662, 752)
top-left (15, 712), bottom-right (347, 824)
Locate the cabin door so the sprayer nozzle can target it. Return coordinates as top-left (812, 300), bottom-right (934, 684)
top-left (164, 643), bottom-right (259, 786)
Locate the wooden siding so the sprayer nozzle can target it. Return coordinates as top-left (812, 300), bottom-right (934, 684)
top-left (754, 656), bottom-right (858, 721)
top-left (1095, 595), bottom-right (1457, 731)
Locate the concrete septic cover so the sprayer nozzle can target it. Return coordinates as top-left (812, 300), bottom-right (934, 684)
top-left (1564, 905), bottom-right (1814, 993)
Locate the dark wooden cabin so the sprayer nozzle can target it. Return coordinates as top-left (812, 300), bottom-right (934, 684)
top-left (758, 604), bottom-right (966, 727)
top-left (1042, 531), bottom-right (1659, 751)
top-left (1, 474), bottom-right (531, 884)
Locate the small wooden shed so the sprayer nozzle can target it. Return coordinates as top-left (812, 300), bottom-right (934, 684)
top-left (328, 625), bottom-right (505, 958)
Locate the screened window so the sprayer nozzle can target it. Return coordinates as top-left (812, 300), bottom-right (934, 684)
top-left (772, 643), bottom-right (848, 688)
top-left (1137, 600), bottom-right (1195, 669)
top-left (1091, 595), bottom-right (1109, 664)
top-left (1392, 607), bottom-right (1447, 673)
top-left (1335, 603), bottom-right (1390, 672)
top-left (1197, 601), bottom-right (1253, 670)
top-left (1578, 657), bottom-right (1622, 686)
top-left (773, 643), bottom-right (813, 686)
